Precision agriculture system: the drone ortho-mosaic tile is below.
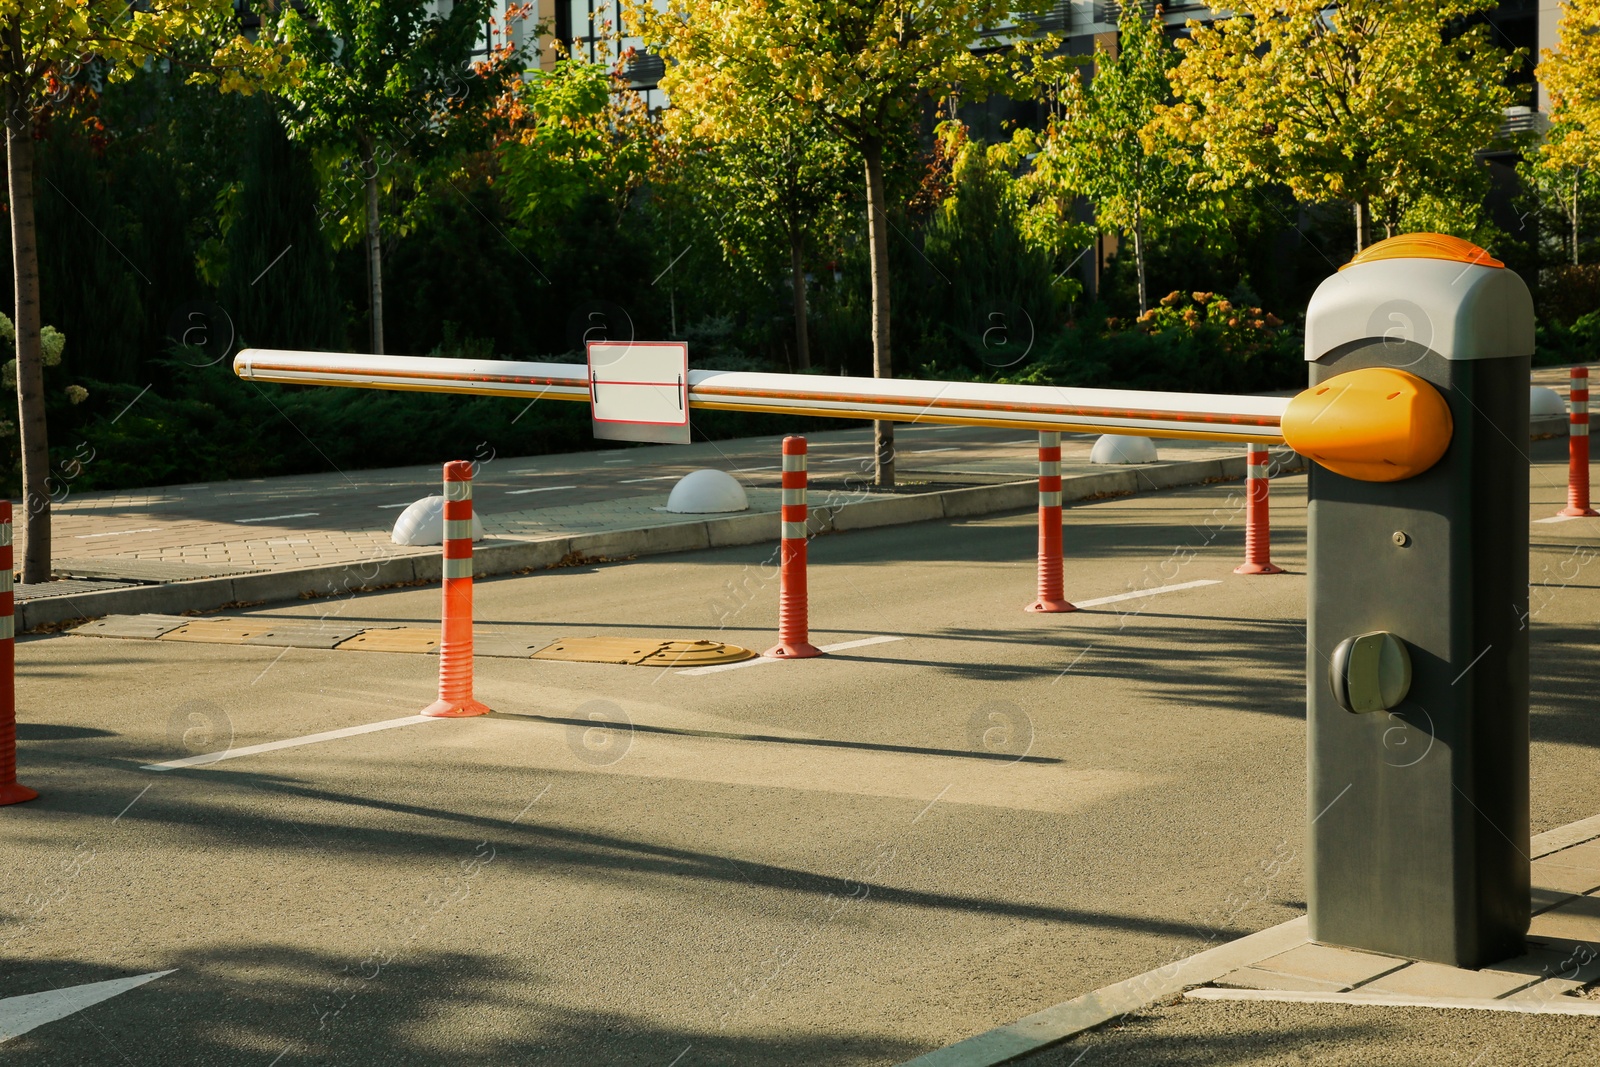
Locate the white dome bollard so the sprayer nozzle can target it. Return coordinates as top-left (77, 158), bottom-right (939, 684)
top-left (1089, 434), bottom-right (1159, 464)
top-left (1530, 386), bottom-right (1567, 419)
top-left (392, 495), bottom-right (486, 546)
top-left (665, 470), bottom-right (749, 514)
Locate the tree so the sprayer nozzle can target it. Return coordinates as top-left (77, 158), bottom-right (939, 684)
top-left (495, 56), bottom-right (658, 231)
top-left (1536, 0), bottom-right (1600, 265)
top-left (0, 1), bottom-right (275, 582)
top-left (666, 116), bottom-right (856, 371)
top-left (254, 0), bottom-right (522, 354)
top-left (1021, 4), bottom-right (1206, 314)
top-left (638, 0), bottom-right (1058, 486)
top-left (1164, 0), bottom-right (1519, 253)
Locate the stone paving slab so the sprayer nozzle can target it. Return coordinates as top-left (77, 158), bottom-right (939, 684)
top-left (11, 577), bottom-right (141, 602)
top-left (1362, 960), bottom-right (1541, 999)
top-left (1249, 942), bottom-right (1408, 988)
top-left (50, 558), bottom-right (266, 583)
top-left (67, 613), bottom-right (193, 639)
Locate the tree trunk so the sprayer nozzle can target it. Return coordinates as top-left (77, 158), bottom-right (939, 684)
top-left (6, 89), bottom-right (49, 584)
top-left (362, 139), bottom-right (385, 354)
top-left (863, 139), bottom-right (894, 488)
top-left (1574, 170), bottom-right (1583, 267)
top-left (1353, 199), bottom-right (1372, 254)
top-left (1133, 209), bottom-right (1148, 316)
top-left (789, 223), bottom-right (810, 371)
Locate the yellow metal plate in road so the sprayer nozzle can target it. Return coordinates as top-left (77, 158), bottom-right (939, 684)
top-left (640, 640), bottom-right (757, 667)
top-left (159, 621), bottom-right (279, 644)
top-left (334, 628), bottom-right (441, 654)
top-left (530, 637), bottom-right (756, 666)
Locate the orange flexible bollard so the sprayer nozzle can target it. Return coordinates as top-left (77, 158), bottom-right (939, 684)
top-left (423, 462), bottom-right (490, 717)
top-left (1560, 367), bottom-right (1597, 518)
top-left (1026, 432), bottom-right (1075, 612)
top-left (1235, 442), bottom-right (1284, 575)
top-left (764, 436), bottom-right (822, 658)
top-left (1, 503), bottom-right (37, 805)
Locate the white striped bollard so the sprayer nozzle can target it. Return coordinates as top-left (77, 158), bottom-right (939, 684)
top-left (1027, 432), bottom-right (1075, 612)
top-left (1235, 442), bottom-right (1283, 575)
top-left (765, 436), bottom-right (822, 658)
top-left (0, 502), bottom-right (37, 805)
top-left (1560, 367), bottom-right (1597, 517)
top-left (422, 462), bottom-right (490, 716)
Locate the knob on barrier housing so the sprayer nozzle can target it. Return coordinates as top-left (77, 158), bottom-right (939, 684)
top-left (1328, 631), bottom-right (1413, 714)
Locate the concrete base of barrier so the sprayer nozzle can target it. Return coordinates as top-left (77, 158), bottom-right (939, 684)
top-left (16, 452), bottom-right (1303, 632)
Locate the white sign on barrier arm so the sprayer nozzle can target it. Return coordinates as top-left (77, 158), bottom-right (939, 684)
top-left (586, 341), bottom-right (690, 444)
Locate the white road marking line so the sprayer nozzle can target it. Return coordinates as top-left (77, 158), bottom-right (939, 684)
top-left (377, 503), bottom-right (411, 509)
top-left (619, 476), bottom-right (681, 483)
top-left (237, 512), bottom-right (320, 524)
top-left (142, 715), bottom-right (439, 771)
top-left (74, 528), bottom-right (159, 539)
top-left (0, 970), bottom-right (176, 1044)
top-left (1073, 579), bottom-right (1221, 609)
top-left (910, 447), bottom-right (959, 454)
top-left (1534, 514), bottom-right (1581, 524)
top-left (506, 485), bottom-right (579, 495)
top-left (735, 465), bottom-right (779, 472)
top-left (678, 635), bottom-right (903, 676)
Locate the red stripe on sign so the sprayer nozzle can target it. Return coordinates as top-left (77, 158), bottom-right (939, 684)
top-left (781, 504), bottom-right (808, 523)
top-left (443, 541), bottom-right (473, 559)
top-left (782, 437), bottom-right (807, 455)
top-left (1040, 447), bottom-right (1061, 462)
top-left (1041, 476), bottom-right (1062, 492)
top-left (443, 500), bottom-right (472, 520)
top-left (1575, 413), bottom-right (1591, 424)
top-left (444, 461), bottom-right (474, 482)
top-left (781, 471), bottom-right (807, 489)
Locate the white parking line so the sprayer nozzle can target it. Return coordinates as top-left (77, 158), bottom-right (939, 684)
top-left (620, 476), bottom-right (680, 483)
top-left (678, 635), bottom-right (904, 676)
top-left (0, 970), bottom-right (177, 1044)
top-left (506, 485), bottom-right (579, 495)
top-left (378, 503), bottom-right (411, 509)
top-left (74, 528), bottom-right (160, 539)
top-left (142, 714), bottom-right (440, 771)
top-left (237, 512), bottom-right (320, 524)
top-left (909, 447), bottom-right (959, 454)
top-left (1072, 579), bottom-right (1222, 609)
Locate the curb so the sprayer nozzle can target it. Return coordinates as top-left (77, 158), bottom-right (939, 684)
top-left (18, 452), bottom-right (1297, 632)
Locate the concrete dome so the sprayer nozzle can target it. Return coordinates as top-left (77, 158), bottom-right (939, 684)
top-left (391, 495), bottom-right (486, 546)
top-left (1090, 434), bottom-right (1159, 465)
top-left (665, 469), bottom-right (749, 514)
top-left (1530, 386), bottom-right (1567, 419)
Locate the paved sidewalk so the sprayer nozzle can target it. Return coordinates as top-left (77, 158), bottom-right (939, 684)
top-left (12, 424), bottom-right (1253, 629)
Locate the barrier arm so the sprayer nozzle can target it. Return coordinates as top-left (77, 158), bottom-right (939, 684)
top-left (234, 350), bottom-right (1289, 445)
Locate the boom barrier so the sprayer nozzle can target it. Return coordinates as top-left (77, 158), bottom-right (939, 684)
top-left (234, 351), bottom-right (1291, 445)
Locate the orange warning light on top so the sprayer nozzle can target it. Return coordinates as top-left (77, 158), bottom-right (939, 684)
top-left (1341, 233), bottom-right (1504, 271)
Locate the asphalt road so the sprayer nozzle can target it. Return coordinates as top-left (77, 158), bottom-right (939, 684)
top-left (4, 449), bottom-right (1600, 1065)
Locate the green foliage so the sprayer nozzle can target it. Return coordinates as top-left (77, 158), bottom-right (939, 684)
top-left (1003, 292), bottom-right (1302, 396)
top-left (217, 105), bottom-right (345, 351)
top-left (896, 123), bottom-right (1075, 377)
top-left (1535, 308), bottom-right (1600, 367)
top-left (1165, 0), bottom-right (1521, 248)
top-left (1018, 6), bottom-right (1211, 256)
top-left (496, 59), bottom-right (659, 230)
